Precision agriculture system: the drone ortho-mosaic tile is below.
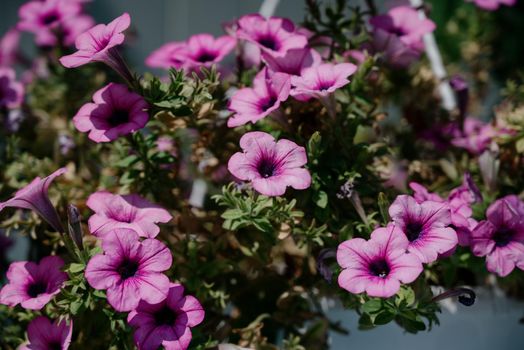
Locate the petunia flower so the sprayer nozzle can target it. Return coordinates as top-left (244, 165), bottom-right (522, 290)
top-left (0, 256), bottom-right (67, 310)
top-left (128, 283), bottom-right (204, 350)
top-left (337, 225), bottom-right (423, 298)
top-left (72, 83), bottom-right (149, 143)
top-left (236, 14), bottom-right (308, 57)
top-left (227, 68), bottom-right (291, 127)
top-left (19, 316), bottom-right (73, 350)
top-left (470, 195), bottom-right (524, 277)
top-left (181, 33), bottom-right (236, 71)
top-left (85, 228), bottom-right (172, 312)
top-left (469, 0), bottom-right (516, 11)
top-left (389, 195), bottom-right (458, 263)
top-left (59, 13), bottom-right (134, 84)
top-left (261, 47), bottom-right (321, 77)
top-left (0, 168), bottom-right (66, 233)
top-left (290, 63), bottom-right (357, 102)
top-left (369, 6), bottom-right (435, 67)
top-left (17, 0), bottom-right (82, 47)
top-left (227, 131), bottom-right (311, 196)
top-left (0, 68), bottom-right (24, 109)
top-left (145, 42), bottom-right (187, 69)
top-left (450, 117), bottom-right (512, 155)
top-left (0, 28), bottom-right (21, 67)
top-left (86, 191), bottom-right (172, 239)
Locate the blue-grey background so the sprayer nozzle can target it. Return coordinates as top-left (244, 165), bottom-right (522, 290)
top-left (1, 0), bottom-right (524, 349)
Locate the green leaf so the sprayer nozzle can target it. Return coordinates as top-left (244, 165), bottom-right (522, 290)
top-left (374, 311), bottom-right (396, 325)
top-left (68, 263), bottom-right (85, 273)
top-left (362, 299), bottom-right (383, 314)
top-left (315, 191), bottom-right (328, 208)
top-left (221, 209), bottom-right (244, 220)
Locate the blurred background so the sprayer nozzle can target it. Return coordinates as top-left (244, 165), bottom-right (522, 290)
top-left (1, 0), bottom-right (524, 349)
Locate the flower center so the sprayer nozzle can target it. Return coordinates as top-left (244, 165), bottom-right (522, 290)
top-left (117, 260), bottom-right (139, 279)
top-left (107, 109), bottom-right (130, 127)
top-left (257, 36), bottom-right (279, 51)
top-left (153, 305), bottom-right (178, 326)
top-left (259, 96), bottom-right (277, 113)
top-left (369, 259), bottom-right (390, 278)
top-left (27, 281), bottom-right (47, 298)
top-left (41, 12), bottom-right (60, 26)
top-left (492, 227), bottom-right (515, 247)
top-left (257, 157), bottom-right (277, 178)
top-left (405, 221), bottom-right (424, 242)
top-left (390, 27), bottom-right (406, 36)
top-left (317, 81), bottom-right (333, 92)
top-left (195, 51), bottom-right (217, 63)
top-left (47, 341), bottom-right (62, 350)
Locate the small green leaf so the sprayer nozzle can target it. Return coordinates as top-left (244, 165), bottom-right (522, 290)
top-left (374, 311), bottom-right (396, 325)
top-left (315, 191), bottom-right (328, 208)
top-left (68, 263), bottom-right (85, 273)
top-left (362, 299), bottom-right (382, 314)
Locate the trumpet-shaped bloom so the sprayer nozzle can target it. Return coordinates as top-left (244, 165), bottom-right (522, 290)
top-left (369, 6), bottom-right (435, 67)
top-left (227, 132), bottom-right (311, 196)
top-left (0, 256), bottom-right (67, 310)
top-left (85, 228), bottom-right (172, 312)
top-left (236, 14), bottom-right (307, 57)
top-left (470, 0), bottom-right (516, 10)
top-left (87, 191), bottom-right (172, 239)
top-left (228, 68), bottom-right (291, 127)
top-left (145, 42), bottom-right (186, 69)
top-left (0, 68), bottom-right (24, 109)
top-left (72, 83), bottom-right (149, 143)
top-left (290, 63), bottom-right (357, 101)
top-left (261, 48), bottom-right (321, 77)
top-left (337, 225), bottom-right (423, 298)
top-left (389, 195), bottom-right (457, 263)
top-left (470, 195), bottom-right (524, 277)
top-left (128, 283), bottom-right (204, 350)
top-left (20, 316), bottom-right (73, 350)
top-left (0, 168), bottom-right (66, 233)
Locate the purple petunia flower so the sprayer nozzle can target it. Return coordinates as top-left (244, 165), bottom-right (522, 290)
top-left (0, 28), bottom-right (21, 67)
top-left (337, 225), bottom-right (423, 298)
top-left (0, 256), bottom-right (67, 310)
top-left (450, 117), bottom-right (512, 155)
top-left (369, 6), bottom-right (435, 68)
top-left (227, 131), bottom-right (311, 196)
top-left (19, 316), bottom-right (73, 350)
top-left (86, 191), bottom-right (172, 239)
top-left (470, 195), bottom-right (524, 277)
top-left (73, 83), bottom-right (149, 143)
top-left (236, 14), bottom-right (308, 57)
top-left (389, 195), bottom-right (458, 263)
top-left (128, 283), bottom-right (205, 350)
top-left (227, 68), bottom-right (291, 127)
top-left (85, 228), bottom-right (172, 312)
top-left (290, 63), bottom-right (357, 101)
top-left (469, 0), bottom-right (516, 10)
top-left (0, 168), bottom-right (66, 233)
top-left (261, 47), bottom-right (321, 77)
top-left (0, 68), bottom-right (24, 109)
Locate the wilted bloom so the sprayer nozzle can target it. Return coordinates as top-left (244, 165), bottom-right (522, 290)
top-left (228, 68), bottom-right (291, 127)
top-left (236, 14), bottom-right (307, 57)
top-left (451, 117), bottom-right (512, 155)
top-left (290, 63), bottom-right (357, 101)
top-left (59, 13), bottom-right (134, 83)
top-left (17, 0), bottom-right (82, 46)
top-left (0, 28), bottom-right (21, 67)
top-left (389, 195), bottom-right (458, 263)
top-left (469, 0), bottom-right (516, 10)
top-left (0, 256), bottom-right (67, 310)
top-left (128, 283), bottom-right (204, 350)
top-left (470, 195), bottom-right (524, 277)
top-left (369, 6), bottom-right (435, 67)
top-left (86, 191), bottom-right (172, 239)
top-left (0, 168), bottom-right (66, 233)
top-left (0, 68), bottom-right (24, 109)
top-left (85, 228), bottom-right (172, 312)
top-left (73, 83), bottom-right (149, 143)
top-left (337, 225), bottom-right (423, 298)
top-left (58, 133), bottom-right (75, 155)
top-left (261, 48), bottom-right (321, 77)
top-left (20, 316), bottom-right (73, 350)
top-left (227, 131), bottom-right (311, 196)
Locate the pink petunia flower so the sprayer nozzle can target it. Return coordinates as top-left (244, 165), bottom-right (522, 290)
top-left (59, 13), bottom-right (133, 83)
top-left (227, 131), bottom-right (311, 196)
top-left (369, 6), bottom-right (435, 67)
top-left (86, 191), bottom-right (172, 239)
top-left (470, 195), bottom-right (524, 277)
top-left (236, 14), bottom-right (308, 57)
top-left (451, 117), bottom-right (512, 155)
top-left (19, 316), bottom-right (73, 350)
top-left (469, 0), bottom-right (516, 10)
top-left (128, 283), bottom-right (205, 350)
top-left (73, 83), bottom-right (149, 143)
top-left (145, 42), bottom-right (187, 69)
top-left (85, 228), bottom-right (172, 312)
top-left (337, 225), bottom-right (423, 298)
top-left (227, 68), bottom-right (291, 127)
top-left (0, 68), bottom-right (24, 109)
top-left (182, 34), bottom-right (236, 71)
top-left (0, 28), bottom-right (21, 67)
top-left (0, 256), bottom-right (67, 310)
top-left (389, 195), bottom-right (458, 263)
top-left (261, 48), bottom-right (321, 77)
top-left (0, 168), bottom-right (66, 233)
top-left (290, 63), bottom-right (357, 101)
top-left (17, 0), bottom-right (82, 46)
